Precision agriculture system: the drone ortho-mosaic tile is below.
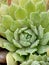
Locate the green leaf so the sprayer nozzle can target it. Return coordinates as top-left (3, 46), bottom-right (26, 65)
top-left (0, 24), bottom-right (6, 37)
top-left (30, 25), bottom-right (38, 35)
top-left (19, 0), bottom-right (29, 7)
top-left (31, 40), bottom-right (39, 48)
top-left (16, 49), bottom-right (28, 55)
top-left (36, 1), bottom-right (46, 12)
top-left (44, 11), bottom-right (49, 32)
top-left (32, 0), bottom-right (43, 4)
top-left (38, 25), bottom-right (44, 39)
top-left (20, 33), bottom-right (27, 41)
top-left (3, 41), bottom-right (16, 52)
top-left (5, 29), bottom-right (14, 43)
top-left (20, 41), bottom-right (30, 47)
top-left (41, 32), bottom-right (49, 45)
top-left (0, 4), bottom-right (8, 15)
top-left (30, 33), bottom-right (36, 43)
top-left (13, 39), bottom-right (22, 48)
top-left (15, 7), bottom-right (27, 20)
top-left (20, 60), bottom-right (32, 65)
top-left (14, 28), bottom-right (19, 41)
top-left (13, 53), bottom-right (25, 62)
top-left (40, 12), bottom-right (49, 28)
top-left (20, 62), bottom-right (27, 65)
top-left (30, 12), bottom-right (41, 26)
top-left (38, 45), bottom-right (49, 54)
top-left (42, 55), bottom-right (47, 61)
top-left (24, 29), bottom-right (33, 35)
top-left (25, 1), bottom-right (35, 15)
top-left (8, 3), bottom-right (18, 19)
top-left (2, 15), bottom-right (14, 29)
top-left (18, 27), bottom-right (27, 34)
top-left (16, 48), bottom-right (36, 56)
top-left (22, 19), bottom-right (30, 27)
top-left (6, 53), bottom-right (17, 65)
top-left (26, 48), bottom-right (37, 54)
top-left (29, 54), bottom-right (47, 61)
top-left (31, 61), bottom-right (40, 65)
top-left (0, 38), bottom-right (7, 48)
top-left (40, 61), bottom-right (47, 65)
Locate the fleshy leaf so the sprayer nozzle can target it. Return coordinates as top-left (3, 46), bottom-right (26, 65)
top-left (30, 33), bottom-right (36, 43)
top-left (0, 38), bottom-right (7, 48)
top-left (13, 39), bottom-right (22, 48)
top-left (6, 53), bottom-right (17, 65)
top-left (25, 0), bottom-right (35, 15)
top-left (8, 3), bottom-right (18, 19)
top-left (40, 12), bottom-right (49, 28)
top-left (20, 60), bottom-right (32, 65)
top-left (13, 53), bottom-right (25, 62)
top-left (26, 48), bottom-right (37, 54)
top-left (19, 0), bottom-right (29, 7)
top-left (31, 40), bottom-right (39, 48)
top-left (0, 24), bottom-right (6, 37)
top-left (16, 49), bottom-right (28, 55)
top-left (15, 7), bottom-right (27, 20)
top-left (20, 33), bottom-right (27, 41)
top-left (38, 25), bottom-right (44, 39)
top-left (5, 29), bottom-right (14, 43)
top-left (0, 4), bottom-right (8, 15)
top-left (3, 41), bottom-right (16, 52)
top-left (10, 20), bottom-right (24, 32)
top-left (38, 45), bottom-right (49, 54)
top-left (24, 29), bottom-right (33, 35)
top-left (18, 27), bottom-right (27, 34)
top-left (30, 12), bottom-right (41, 26)
top-left (31, 61), bottom-right (40, 65)
top-left (20, 41), bottom-right (30, 47)
top-left (41, 32), bottom-right (49, 45)
top-left (36, 1), bottom-right (46, 12)
top-left (2, 15), bottom-right (14, 29)
top-left (30, 25), bottom-right (38, 35)
top-left (14, 28), bottom-right (19, 41)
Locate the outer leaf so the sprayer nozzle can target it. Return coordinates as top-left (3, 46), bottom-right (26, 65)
top-left (30, 12), bottom-right (41, 26)
top-left (3, 41), bottom-right (16, 52)
top-left (0, 24), bottom-right (6, 37)
top-left (41, 32), bottom-right (49, 45)
top-left (38, 45), bottom-right (49, 54)
top-left (5, 29), bottom-right (14, 43)
top-left (31, 40), bottom-right (39, 48)
top-left (16, 49), bottom-right (28, 55)
top-left (0, 4), bottom-right (8, 15)
top-left (0, 38), bottom-right (7, 48)
top-left (15, 7), bottom-right (27, 20)
top-left (40, 12), bottom-right (49, 28)
top-left (26, 48), bottom-right (37, 54)
top-left (13, 39), bottom-right (22, 48)
top-left (2, 15), bottom-right (14, 29)
top-left (6, 53), bottom-right (17, 65)
top-left (13, 53), bottom-right (25, 62)
top-left (30, 25), bottom-right (38, 35)
top-left (38, 25), bottom-right (44, 39)
top-left (14, 28), bottom-right (19, 41)
top-left (36, 1), bottom-right (46, 12)
top-left (19, 0), bottom-right (29, 7)
top-left (25, 0), bottom-right (35, 15)
top-left (31, 61), bottom-right (40, 65)
top-left (8, 3), bottom-right (18, 19)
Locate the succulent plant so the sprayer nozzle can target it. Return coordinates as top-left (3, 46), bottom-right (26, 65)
top-left (0, 0), bottom-right (49, 65)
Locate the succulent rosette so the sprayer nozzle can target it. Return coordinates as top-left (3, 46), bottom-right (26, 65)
top-left (0, 0), bottom-right (49, 65)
